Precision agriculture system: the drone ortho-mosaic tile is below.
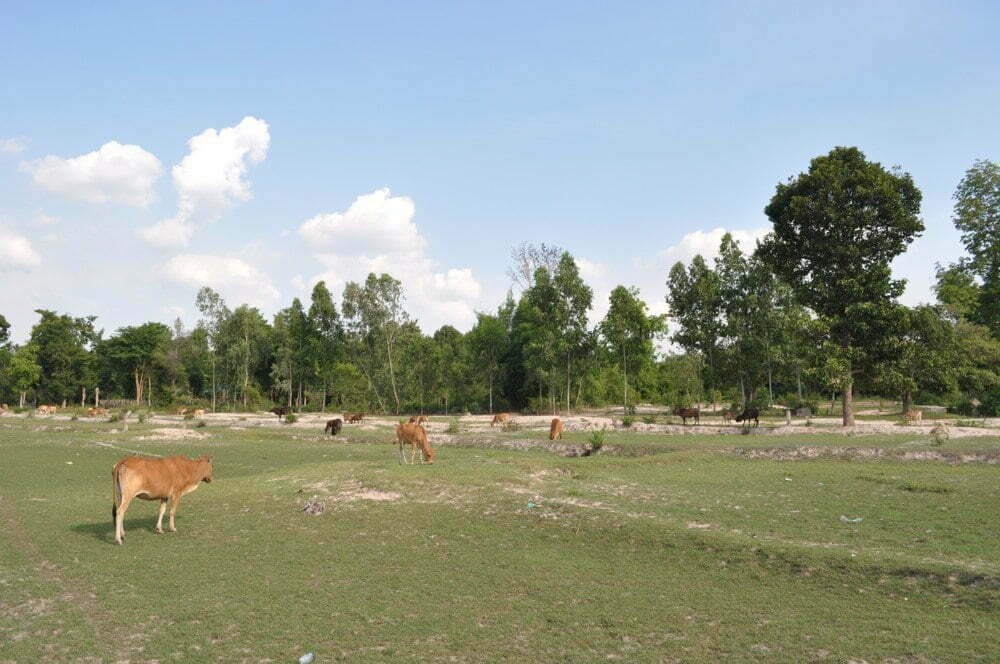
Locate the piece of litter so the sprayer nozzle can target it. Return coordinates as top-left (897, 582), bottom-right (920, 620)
top-left (784, 477), bottom-right (792, 481)
top-left (301, 500), bottom-right (325, 516)
top-left (840, 515), bottom-right (863, 523)
top-left (299, 653), bottom-right (315, 664)
top-left (66, 461), bottom-right (73, 465)
top-left (526, 502), bottom-right (537, 509)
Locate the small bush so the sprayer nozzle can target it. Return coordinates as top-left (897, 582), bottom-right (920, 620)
top-left (588, 430), bottom-right (605, 452)
top-left (621, 415), bottom-right (634, 428)
top-left (446, 419), bottom-right (460, 434)
top-left (108, 412), bottom-right (122, 423)
top-left (70, 415), bottom-right (78, 421)
top-left (642, 415), bottom-right (657, 425)
top-left (284, 413), bottom-right (298, 425)
top-left (196, 420), bottom-right (207, 428)
top-left (930, 423), bottom-right (949, 446)
top-left (137, 412), bottom-right (147, 424)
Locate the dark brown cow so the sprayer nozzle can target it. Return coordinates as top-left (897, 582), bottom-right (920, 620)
top-left (325, 418), bottom-right (343, 436)
top-left (271, 406), bottom-right (290, 421)
top-left (111, 455), bottom-right (214, 545)
top-left (348, 413), bottom-right (365, 423)
top-left (735, 407), bottom-right (760, 428)
top-left (672, 407), bottom-right (700, 425)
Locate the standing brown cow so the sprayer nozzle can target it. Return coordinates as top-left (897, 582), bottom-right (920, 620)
top-left (325, 418), bottom-right (343, 436)
top-left (672, 407), bottom-right (700, 425)
top-left (491, 413), bottom-right (511, 427)
top-left (111, 455), bottom-right (213, 545)
top-left (395, 423), bottom-right (434, 464)
top-left (549, 418), bottom-right (564, 440)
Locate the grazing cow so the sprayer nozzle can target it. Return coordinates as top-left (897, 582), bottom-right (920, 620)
top-left (111, 455), bottom-right (214, 545)
top-left (193, 409), bottom-right (205, 418)
top-left (721, 410), bottom-right (735, 424)
top-left (87, 407), bottom-right (108, 418)
top-left (408, 415), bottom-right (418, 423)
top-left (416, 414), bottom-right (429, 424)
top-left (348, 413), bottom-right (365, 423)
top-left (735, 407), bottom-right (760, 428)
top-left (905, 409), bottom-right (922, 424)
top-left (549, 417), bottom-right (564, 440)
top-left (271, 406), bottom-right (290, 421)
top-left (395, 423), bottom-right (434, 464)
top-left (37, 404), bottom-right (58, 415)
top-left (325, 418), bottom-right (343, 436)
top-left (672, 407), bottom-right (700, 425)
top-left (176, 407), bottom-right (189, 416)
top-left (491, 413), bottom-right (511, 427)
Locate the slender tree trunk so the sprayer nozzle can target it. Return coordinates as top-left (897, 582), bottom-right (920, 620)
top-left (134, 369), bottom-right (144, 403)
top-left (902, 390), bottom-right (912, 415)
top-left (20, 391), bottom-right (26, 408)
top-left (95, 386), bottom-right (100, 408)
top-left (81, 387), bottom-right (86, 407)
top-left (842, 381), bottom-right (854, 426)
top-left (385, 333), bottom-right (400, 415)
top-left (488, 373), bottom-right (494, 414)
top-left (566, 352), bottom-right (571, 415)
top-left (796, 367), bottom-right (803, 400)
top-left (211, 355), bottom-right (216, 413)
top-left (148, 375), bottom-right (152, 408)
top-left (622, 348), bottom-right (628, 413)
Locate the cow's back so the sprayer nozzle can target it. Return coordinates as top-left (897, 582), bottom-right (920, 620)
top-left (116, 456), bottom-right (198, 498)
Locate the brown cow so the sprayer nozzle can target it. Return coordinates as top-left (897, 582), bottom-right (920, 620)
top-left (37, 404), bottom-right (58, 415)
top-left (193, 409), bottom-right (205, 418)
top-left (395, 423), bottom-right (434, 464)
top-left (88, 407), bottom-right (108, 418)
top-left (672, 407), bottom-right (700, 425)
top-left (905, 409), bottom-right (922, 424)
top-left (111, 455), bottom-right (214, 545)
top-left (491, 413), bottom-right (511, 427)
top-left (325, 418), bottom-right (343, 436)
top-left (348, 413), bottom-right (365, 423)
top-left (408, 415), bottom-right (419, 423)
top-left (549, 417), bottom-right (564, 440)
top-left (417, 414), bottom-right (428, 424)
top-left (721, 410), bottom-right (735, 424)
top-left (176, 407), bottom-right (189, 416)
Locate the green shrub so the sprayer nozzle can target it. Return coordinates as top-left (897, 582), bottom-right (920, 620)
top-left (979, 388), bottom-right (1000, 417)
top-left (621, 415), bottom-right (634, 428)
top-left (642, 415), bottom-right (656, 424)
top-left (284, 413), bottom-right (298, 425)
top-left (137, 412), bottom-right (147, 424)
top-left (196, 420), bottom-right (207, 428)
top-left (108, 412), bottom-right (122, 423)
top-left (588, 430), bottom-right (605, 452)
top-left (446, 419), bottom-right (460, 434)
top-left (947, 397), bottom-right (977, 416)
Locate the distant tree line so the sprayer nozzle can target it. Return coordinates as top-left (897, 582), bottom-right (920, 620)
top-left (1, 149), bottom-right (997, 421)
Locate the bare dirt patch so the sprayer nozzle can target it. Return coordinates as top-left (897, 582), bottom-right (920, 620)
top-left (137, 427), bottom-right (211, 441)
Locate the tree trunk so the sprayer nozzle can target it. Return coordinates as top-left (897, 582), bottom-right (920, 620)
top-left (796, 367), bottom-right (803, 400)
top-left (20, 391), bottom-right (26, 408)
top-left (842, 380), bottom-right (855, 426)
top-left (488, 373), bottom-right (494, 414)
top-left (385, 333), bottom-right (400, 415)
top-left (902, 390), bottom-right (912, 415)
top-left (134, 369), bottom-right (144, 403)
top-left (95, 387), bottom-right (100, 408)
top-left (211, 356), bottom-right (216, 413)
top-left (81, 387), bottom-right (86, 407)
top-left (148, 375), bottom-right (152, 408)
top-left (566, 352), bottom-right (571, 415)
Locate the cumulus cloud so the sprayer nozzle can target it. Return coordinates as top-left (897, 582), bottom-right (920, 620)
top-left (22, 141), bottom-right (162, 207)
top-left (659, 226), bottom-right (770, 266)
top-left (0, 226), bottom-right (42, 269)
top-left (139, 116), bottom-right (270, 247)
top-left (161, 253), bottom-right (280, 307)
top-left (1, 137), bottom-right (27, 154)
top-left (298, 189), bottom-right (483, 331)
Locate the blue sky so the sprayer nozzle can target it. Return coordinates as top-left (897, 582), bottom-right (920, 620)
top-left (2, 1), bottom-right (998, 341)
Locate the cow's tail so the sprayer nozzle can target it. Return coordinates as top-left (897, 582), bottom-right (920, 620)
top-left (111, 462), bottom-right (124, 527)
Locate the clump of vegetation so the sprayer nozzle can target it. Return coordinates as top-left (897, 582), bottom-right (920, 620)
top-left (899, 481), bottom-right (952, 494)
top-left (446, 419), bottom-right (460, 434)
top-left (930, 423), bottom-right (949, 446)
top-left (196, 420), bottom-right (207, 428)
top-left (588, 429), bottom-right (605, 452)
top-left (70, 414), bottom-right (78, 421)
top-left (137, 411), bottom-right (147, 424)
top-left (108, 412), bottom-right (122, 423)
top-left (642, 415), bottom-right (657, 424)
top-left (621, 415), bottom-right (634, 428)
top-left (284, 413), bottom-right (298, 425)
top-left (955, 420), bottom-right (985, 428)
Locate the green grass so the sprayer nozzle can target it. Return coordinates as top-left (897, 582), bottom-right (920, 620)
top-left (0, 418), bottom-right (997, 662)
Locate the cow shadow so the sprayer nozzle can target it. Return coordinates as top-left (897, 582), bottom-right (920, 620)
top-left (72, 515), bottom-right (163, 542)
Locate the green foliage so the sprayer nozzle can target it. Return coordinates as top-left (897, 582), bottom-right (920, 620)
top-left (950, 159), bottom-right (1000, 333)
top-left (284, 413), bottom-right (298, 424)
top-left (446, 419), bottom-right (459, 434)
top-left (196, 420), bottom-right (207, 428)
top-left (588, 429), bottom-right (605, 450)
top-left (621, 414), bottom-right (634, 428)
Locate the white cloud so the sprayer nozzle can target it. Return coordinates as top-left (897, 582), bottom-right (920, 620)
top-left (22, 141), bottom-right (162, 207)
top-left (659, 226), bottom-right (770, 266)
top-left (138, 218), bottom-right (195, 248)
top-left (32, 211), bottom-right (58, 227)
top-left (161, 253), bottom-right (280, 307)
top-left (1, 137), bottom-right (27, 154)
top-left (0, 226), bottom-right (42, 269)
top-left (298, 188), bottom-right (483, 331)
top-left (140, 116), bottom-right (270, 247)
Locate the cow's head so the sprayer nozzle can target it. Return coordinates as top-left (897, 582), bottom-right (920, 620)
top-left (198, 455), bottom-right (214, 483)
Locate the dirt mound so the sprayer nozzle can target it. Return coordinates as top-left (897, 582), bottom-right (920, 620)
top-left (730, 446), bottom-right (999, 464)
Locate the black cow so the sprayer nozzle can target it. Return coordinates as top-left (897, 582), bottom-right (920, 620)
top-left (735, 407), bottom-right (760, 428)
top-left (672, 407), bottom-right (700, 425)
top-left (325, 418), bottom-right (343, 436)
top-left (271, 406), bottom-right (290, 421)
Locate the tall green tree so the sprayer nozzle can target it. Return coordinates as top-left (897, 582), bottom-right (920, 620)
top-left (3, 343), bottom-right (42, 407)
top-left (307, 281), bottom-right (344, 410)
top-left (599, 286), bottom-right (664, 410)
top-left (467, 311), bottom-right (509, 414)
top-left (666, 255), bottom-right (723, 396)
top-left (553, 252), bottom-right (593, 412)
top-left (100, 323), bottom-right (172, 403)
top-left (950, 159), bottom-right (1000, 333)
top-left (195, 287), bottom-right (230, 411)
top-left (760, 146), bottom-right (923, 425)
top-left (29, 310), bottom-right (100, 405)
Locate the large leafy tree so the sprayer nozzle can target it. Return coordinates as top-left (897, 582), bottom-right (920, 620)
top-left (467, 311), bottom-right (509, 414)
top-left (307, 281), bottom-right (344, 410)
top-left (3, 343), bottom-right (42, 407)
top-left (195, 287), bottom-right (230, 411)
top-left (553, 252), bottom-right (593, 412)
top-left (99, 322), bottom-right (172, 403)
top-left (873, 305), bottom-right (957, 413)
top-left (599, 286), bottom-right (664, 411)
top-left (29, 310), bottom-right (100, 404)
top-left (950, 159), bottom-right (1000, 333)
top-left (760, 146), bottom-right (923, 425)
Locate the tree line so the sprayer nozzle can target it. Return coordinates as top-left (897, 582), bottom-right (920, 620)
top-left (1, 148), bottom-right (997, 422)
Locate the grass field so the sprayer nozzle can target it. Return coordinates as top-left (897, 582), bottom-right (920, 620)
top-left (1, 415), bottom-right (997, 662)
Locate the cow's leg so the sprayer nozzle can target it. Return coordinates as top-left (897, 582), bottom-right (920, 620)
top-left (115, 493), bottom-right (134, 545)
top-left (155, 499), bottom-right (167, 533)
top-left (168, 494), bottom-right (182, 532)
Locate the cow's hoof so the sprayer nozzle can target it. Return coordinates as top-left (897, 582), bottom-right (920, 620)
top-left (169, 527), bottom-right (176, 533)
top-left (154, 528), bottom-right (163, 534)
